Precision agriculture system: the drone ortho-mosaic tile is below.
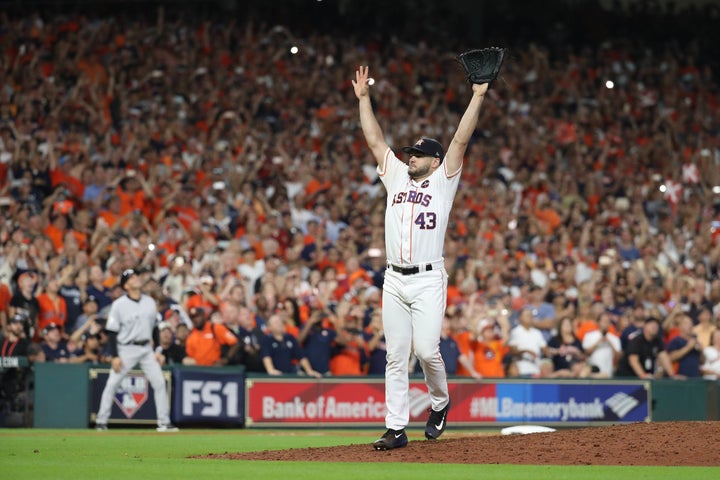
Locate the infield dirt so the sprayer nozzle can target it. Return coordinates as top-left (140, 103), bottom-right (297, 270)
top-left (200, 421), bottom-right (720, 466)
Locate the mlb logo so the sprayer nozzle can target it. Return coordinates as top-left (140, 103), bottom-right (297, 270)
top-left (113, 374), bottom-right (149, 418)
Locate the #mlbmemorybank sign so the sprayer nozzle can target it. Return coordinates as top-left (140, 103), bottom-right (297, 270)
top-left (245, 378), bottom-right (650, 427)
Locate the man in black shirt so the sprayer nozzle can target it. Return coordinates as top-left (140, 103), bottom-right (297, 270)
top-left (616, 317), bottom-right (677, 379)
top-left (0, 313), bottom-right (30, 357)
top-left (155, 321), bottom-right (186, 366)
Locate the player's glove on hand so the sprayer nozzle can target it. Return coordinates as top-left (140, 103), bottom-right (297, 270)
top-left (457, 47), bottom-right (506, 86)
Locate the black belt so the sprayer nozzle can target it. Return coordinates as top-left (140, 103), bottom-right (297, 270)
top-left (122, 340), bottom-right (150, 346)
top-left (388, 263), bottom-right (433, 276)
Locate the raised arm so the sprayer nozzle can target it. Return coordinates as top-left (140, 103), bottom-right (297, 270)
top-left (353, 66), bottom-right (389, 166)
top-left (444, 83), bottom-right (489, 174)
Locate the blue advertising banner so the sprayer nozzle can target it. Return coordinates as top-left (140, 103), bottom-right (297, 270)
top-left (459, 380), bottom-right (650, 425)
top-left (171, 367), bottom-right (245, 426)
top-left (88, 368), bottom-right (172, 425)
top-left (493, 382), bottom-right (649, 423)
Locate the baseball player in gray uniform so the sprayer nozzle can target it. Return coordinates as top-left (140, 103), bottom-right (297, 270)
top-left (95, 268), bottom-right (178, 432)
top-left (353, 66), bottom-right (490, 450)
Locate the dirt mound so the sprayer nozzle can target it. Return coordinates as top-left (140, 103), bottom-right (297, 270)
top-left (200, 421), bottom-right (720, 466)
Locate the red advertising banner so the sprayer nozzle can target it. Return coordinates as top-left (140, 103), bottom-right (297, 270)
top-left (246, 378), bottom-right (649, 427)
top-left (247, 377), bottom-right (434, 426)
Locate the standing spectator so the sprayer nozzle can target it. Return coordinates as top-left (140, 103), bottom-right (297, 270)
top-left (700, 330), bottom-right (720, 380)
top-left (508, 308), bottom-right (548, 376)
top-left (154, 321), bottom-right (186, 366)
top-left (85, 265), bottom-right (113, 311)
top-left (582, 312), bottom-right (622, 376)
top-left (364, 310), bottom-right (387, 375)
top-left (526, 285), bottom-right (557, 342)
top-left (36, 276), bottom-right (68, 336)
top-left (620, 304), bottom-right (647, 350)
top-left (9, 272), bottom-right (40, 339)
top-left (69, 332), bottom-right (102, 364)
top-left (71, 295), bottom-right (100, 334)
top-left (546, 316), bottom-right (585, 374)
top-left (667, 314), bottom-right (703, 378)
top-left (235, 305), bottom-right (265, 372)
top-left (615, 317), bottom-right (677, 379)
top-left (692, 305), bottom-right (716, 350)
top-left (57, 265), bottom-right (83, 330)
top-left (329, 312), bottom-right (368, 376)
top-left (184, 275), bottom-right (220, 314)
top-left (471, 319), bottom-right (509, 378)
top-left (298, 310), bottom-right (337, 375)
top-left (40, 323), bottom-right (71, 362)
top-left (0, 313), bottom-right (30, 357)
top-left (261, 313), bottom-right (321, 377)
top-left (95, 268), bottom-right (178, 432)
top-left (183, 307), bottom-right (240, 367)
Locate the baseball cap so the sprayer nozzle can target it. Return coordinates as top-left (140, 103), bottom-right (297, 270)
top-left (157, 321), bottom-right (172, 331)
top-left (43, 323), bottom-right (60, 335)
top-left (10, 312), bottom-right (27, 323)
top-left (478, 319), bottom-right (495, 332)
top-left (189, 307), bottom-right (206, 318)
top-left (120, 268), bottom-right (137, 289)
top-left (401, 137), bottom-right (445, 161)
top-left (85, 294), bottom-right (98, 305)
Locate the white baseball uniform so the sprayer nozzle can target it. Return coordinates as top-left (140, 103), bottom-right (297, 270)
top-left (378, 147), bottom-right (459, 430)
top-left (96, 294), bottom-right (172, 427)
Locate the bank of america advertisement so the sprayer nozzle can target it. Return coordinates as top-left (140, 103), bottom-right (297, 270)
top-left (245, 378), bottom-right (650, 427)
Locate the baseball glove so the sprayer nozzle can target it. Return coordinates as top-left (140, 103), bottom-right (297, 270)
top-left (457, 47), bottom-right (506, 85)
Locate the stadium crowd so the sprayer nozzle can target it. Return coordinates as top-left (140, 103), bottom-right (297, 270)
top-left (1, 1), bottom-right (720, 394)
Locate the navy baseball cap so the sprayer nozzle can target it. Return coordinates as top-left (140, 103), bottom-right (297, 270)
top-left (402, 137), bottom-right (445, 161)
top-left (43, 322), bottom-right (59, 335)
top-left (120, 268), bottom-right (137, 289)
top-left (10, 312), bottom-right (27, 323)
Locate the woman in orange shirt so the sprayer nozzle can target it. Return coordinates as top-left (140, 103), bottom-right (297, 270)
top-left (36, 276), bottom-right (68, 335)
top-left (471, 319), bottom-right (510, 378)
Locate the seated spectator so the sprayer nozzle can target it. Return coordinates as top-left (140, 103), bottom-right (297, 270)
top-left (183, 307), bottom-right (239, 367)
top-left (261, 313), bottom-right (321, 377)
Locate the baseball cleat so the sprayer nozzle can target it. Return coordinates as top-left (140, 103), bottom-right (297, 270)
top-left (373, 428), bottom-right (408, 450)
top-left (425, 401), bottom-right (450, 440)
top-left (156, 424), bottom-right (179, 432)
top-left (95, 424), bottom-right (108, 431)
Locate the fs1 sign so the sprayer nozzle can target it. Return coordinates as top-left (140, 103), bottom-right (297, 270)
top-left (171, 368), bottom-right (245, 426)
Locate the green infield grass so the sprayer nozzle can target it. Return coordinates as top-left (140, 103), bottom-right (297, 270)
top-left (1, 429), bottom-right (718, 480)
